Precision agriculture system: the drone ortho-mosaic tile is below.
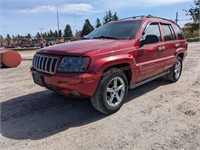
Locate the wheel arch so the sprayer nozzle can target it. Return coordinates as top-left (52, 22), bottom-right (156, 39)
top-left (177, 53), bottom-right (184, 60)
top-left (101, 63), bottom-right (132, 85)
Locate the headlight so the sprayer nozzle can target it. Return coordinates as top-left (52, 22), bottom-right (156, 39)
top-left (58, 56), bottom-right (90, 73)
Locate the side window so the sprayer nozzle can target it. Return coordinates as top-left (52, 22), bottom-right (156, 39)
top-left (172, 24), bottom-right (185, 40)
top-left (161, 24), bottom-right (176, 41)
top-left (141, 22), bottom-right (161, 46)
top-left (169, 25), bottom-right (176, 40)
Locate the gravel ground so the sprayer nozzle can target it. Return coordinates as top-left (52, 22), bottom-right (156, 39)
top-left (0, 42), bottom-right (200, 150)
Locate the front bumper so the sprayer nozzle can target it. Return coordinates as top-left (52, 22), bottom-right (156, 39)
top-left (31, 68), bottom-right (102, 98)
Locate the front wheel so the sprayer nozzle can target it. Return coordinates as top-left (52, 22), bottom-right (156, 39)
top-left (91, 68), bottom-right (128, 114)
top-left (166, 56), bottom-right (182, 82)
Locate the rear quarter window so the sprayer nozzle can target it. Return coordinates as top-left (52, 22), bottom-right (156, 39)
top-left (172, 24), bottom-right (185, 40)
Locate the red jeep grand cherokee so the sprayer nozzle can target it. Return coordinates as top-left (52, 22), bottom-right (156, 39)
top-left (31, 15), bottom-right (187, 114)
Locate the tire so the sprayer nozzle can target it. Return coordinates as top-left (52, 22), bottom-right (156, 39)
top-left (91, 68), bottom-right (128, 114)
top-left (166, 56), bottom-right (182, 82)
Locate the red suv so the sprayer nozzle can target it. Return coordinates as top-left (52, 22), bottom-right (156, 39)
top-left (31, 15), bottom-right (187, 114)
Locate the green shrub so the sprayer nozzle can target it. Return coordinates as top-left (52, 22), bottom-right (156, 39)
top-left (186, 36), bottom-right (200, 42)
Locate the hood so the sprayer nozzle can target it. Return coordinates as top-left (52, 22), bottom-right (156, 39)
top-left (37, 39), bottom-right (134, 56)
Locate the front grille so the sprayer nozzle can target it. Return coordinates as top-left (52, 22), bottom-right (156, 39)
top-left (33, 54), bottom-right (59, 74)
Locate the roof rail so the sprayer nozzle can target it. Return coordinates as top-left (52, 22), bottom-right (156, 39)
top-left (145, 15), bottom-right (176, 23)
top-left (120, 15), bottom-right (146, 20)
top-left (120, 15), bottom-right (176, 24)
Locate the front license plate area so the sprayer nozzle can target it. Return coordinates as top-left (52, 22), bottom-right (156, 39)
top-left (32, 72), bottom-right (45, 87)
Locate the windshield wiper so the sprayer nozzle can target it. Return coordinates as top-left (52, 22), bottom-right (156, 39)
top-left (93, 36), bottom-right (117, 39)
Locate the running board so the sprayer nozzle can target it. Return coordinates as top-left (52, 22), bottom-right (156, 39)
top-left (129, 71), bottom-right (170, 89)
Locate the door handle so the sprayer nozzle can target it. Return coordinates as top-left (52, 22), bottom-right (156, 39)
top-left (158, 46), bottom-right (165, 51)
top-left (175, 43), bottom-right (180, 48)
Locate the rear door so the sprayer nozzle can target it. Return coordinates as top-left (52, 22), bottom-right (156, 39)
top-left (135, 22), bottom-right (165, 82)
top-left (159, 23), bottom-right (177, 71)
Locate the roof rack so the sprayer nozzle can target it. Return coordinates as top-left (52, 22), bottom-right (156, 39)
top-left (146, 15), bottom-right (176, 23)
top-left (120, 15), bottom-right (146, 20)
top-left (120, 15), bottom-right (176, 23)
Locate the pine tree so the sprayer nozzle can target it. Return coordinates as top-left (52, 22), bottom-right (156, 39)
top-left (36, 32), bottom-right (41, 38)
top-left (75, 30), bottom-right (82, 38)
top-left (17, 35), bottom-right (21, 40)
top-left (50, 30), bottom-right (53, 37)
top-left (95, 18), bottom-right (102, 28)
top-left (26, 33), bottom-right (31, 39)
top-left (43, 32), bottom-right (47, 38)
top-left (59, 30), bottom-right (62, 37)
top-left (64, 24), bottom-right (73, 37)
top-left (0, 35), bottom-right (4, 42)
top-left (103, 10), bottom-right (119, 24)
top-left (81, 19), bottom-right (94, 37)
top-left (103, 10), bottom-right (113, 24)
top-left (54, 30), bottom-right (58, 37)
top-left (112, 12), bottom-right (119, 21)
top-left (6, 34), bottom-right (11, 40)
top-left (47, 32), bottom-right (51, 38)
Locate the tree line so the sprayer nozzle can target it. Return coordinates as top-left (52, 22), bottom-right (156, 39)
top-left (1, 10), bottom-right (119, 41)
top-left (1, 0), bottom-right (199, 42)
top-left (182, 0), bottom-right (199, 42)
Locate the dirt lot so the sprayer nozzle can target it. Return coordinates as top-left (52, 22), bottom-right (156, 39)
top-left (1, 42), bottom-right (200, 150)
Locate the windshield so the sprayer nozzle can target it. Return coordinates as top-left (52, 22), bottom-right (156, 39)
top-left (86, 20), bottom-right (142, 40)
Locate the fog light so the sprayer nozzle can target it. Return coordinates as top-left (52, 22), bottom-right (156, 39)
top-left (70, 90), bottom-right (80, 96)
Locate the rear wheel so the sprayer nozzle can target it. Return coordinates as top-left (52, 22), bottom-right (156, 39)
top-left (166, 56), bottom-right (182, 82)
top-left (91, 68), bottom-right (128, 114)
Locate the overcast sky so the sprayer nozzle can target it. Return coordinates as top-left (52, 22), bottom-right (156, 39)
top-left (0, 0), bottom-right (193, 37)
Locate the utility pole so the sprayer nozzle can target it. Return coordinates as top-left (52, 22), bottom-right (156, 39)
top-left (74, 7), bottom-right (77, 35)
top-left (57, 11), bottom-right (60, 37)
top-left (39, 28), bottom-right (43, 39)
top-left (175, 12), bottom-right (179, 24)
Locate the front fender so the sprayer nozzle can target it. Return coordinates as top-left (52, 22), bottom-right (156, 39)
top-left (89, 54), bottom-right (136, 73)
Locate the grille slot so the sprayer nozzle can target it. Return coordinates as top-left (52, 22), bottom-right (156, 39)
top-left (33, 54), bottom-right (58, 74)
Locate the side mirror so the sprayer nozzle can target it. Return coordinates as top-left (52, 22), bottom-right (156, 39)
top-left (140, 35), bottom-right (159, 47)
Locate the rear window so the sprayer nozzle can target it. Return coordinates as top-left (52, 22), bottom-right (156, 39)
top-left (172, 24), bottom-right (185, 40)
top-left (161, 24), bottom-right (176, 41)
